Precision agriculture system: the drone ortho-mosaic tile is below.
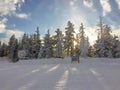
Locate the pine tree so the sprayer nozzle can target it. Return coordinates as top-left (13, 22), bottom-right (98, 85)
top-left (54, 28), bottom-right (64, 58)
top-left (113, 36), bottom-right (120, 58)
top-left (79, 23), bottom-right (89, 57)
top-left (8, 35), bottom-right (19, 62)
top-left (94, 17), bottom-right (113, 58)
top-left (0, 41), bottom-right (2, 57)
top-left (64, 21), bottom-right (75, 56)
top-left (29, 27), bottom-right (41, 58)
top-left (34, 27), bottom-right (41, 58)
top-left (0, 41), bottom-right (1, 47)
top-left (43, 29), bottom-right (53, 58)
top-left (88, 45), bottom-right (94, 57)
top-left (18, 33), bottom-right (29, 59)
top-left (21, 33), bottom-right (29, 50)
top-left (0, 43), bottom-right (8, 57)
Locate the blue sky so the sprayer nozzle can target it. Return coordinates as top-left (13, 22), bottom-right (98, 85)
top-left (0, 0), bottom-right (120, 44)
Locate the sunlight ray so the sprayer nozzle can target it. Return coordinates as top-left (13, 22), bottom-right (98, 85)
top-left (46, 64), bottom-right (60, 73)
top-left (55, 70), bottom-right (69, 90)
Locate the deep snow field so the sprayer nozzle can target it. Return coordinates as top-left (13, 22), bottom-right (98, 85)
top-left (0, 57), bottom-right (120, 90)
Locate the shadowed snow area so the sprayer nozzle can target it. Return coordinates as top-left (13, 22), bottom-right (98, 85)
top-left (0, 57), bottom-right (120, 90)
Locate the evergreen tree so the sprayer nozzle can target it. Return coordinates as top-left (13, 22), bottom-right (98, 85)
top-left (21, 33), bottom-right (29, 50)
top-left (88, 45), bottom-right (94, 57)
top-left (28, 34), bottom-right (34, 58)
top-left (18, 33), bottom-right (29, 59)
top-left (43, 29), bottom-right (53, 58)
top-left (29, 27), bottom-right (41, 58)
top-left (64, 21), bottom-right (75, 56)
top-left (0, 43), bottom-right (8, 57)
top-left (19, 27), bottom-right (41, 59)
top-left (34, 27), bottom-right (41, 58)
top-left (113, 36), bottom-right (120, 58)
top-left (54, 28), bottom-right (64, 58)
top-left (94, 17), bottom-right (113, 58)
top-left (0, 41), bottom-right (1, 47)
top-left (79, 23), bottom-right (89, 57)
top-left (8, 35), bottom-right (19, 62)
top-left (0, 41), bottom-right (1, 56)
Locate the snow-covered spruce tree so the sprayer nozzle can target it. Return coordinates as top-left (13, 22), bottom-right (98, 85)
top-left (38, 46), bottom-right (46, 58)
top-left (43, 29), bottom-right (53, 58)
top-left (19, 27), bottom-right (41, 59)
top-left (64, 21), bottom-right (75, 56)
top-left (18, 33), bottom-right (30, 59)
top-left (53, 28), bottom-right (64, 58)
top-left (28, 34), bottom-right (34, 58)
top-left (35, 27), bottom-right (41, 57)
top-left (0, 41), bottom-right (1, 47)
top-left (112, 36), bottom-right (120, 58)
top-left (94, 17), bottom-right (113, 58)
top-left (8, 35), bottom-right (19, 62)
top-left (88, 45), bottom-right (94, 57)
top-left (0, 43), bottom-right (8, 57)
top-left (30, 27), bottom-right (41, 58)
top-left (21, 33), bottom-right (29, 50)
top-left (78, 23), bottom-right (89, 57)
top-left (0, 41), bottom-right (2, 57)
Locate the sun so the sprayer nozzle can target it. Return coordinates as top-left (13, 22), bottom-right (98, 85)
top-left (74, 27), bottom-right (97, 46)
top-left (85, 30), bottom-right (97, 45)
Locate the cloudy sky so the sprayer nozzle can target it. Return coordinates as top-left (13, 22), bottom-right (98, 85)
top-left (0, 0), bottom-right (120, 44)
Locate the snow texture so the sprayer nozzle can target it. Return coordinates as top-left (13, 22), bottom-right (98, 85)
top-left (0, 57), bottom-right (120, 90)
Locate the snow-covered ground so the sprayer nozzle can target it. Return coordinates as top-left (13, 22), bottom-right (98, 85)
top-left (0, 57), bottom-right (120, 90)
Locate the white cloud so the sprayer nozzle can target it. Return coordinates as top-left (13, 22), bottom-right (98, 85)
top-left (0, 0), bottom-right (29, 19)
top-left (0, 29), bottom-right (24, 44)
top-left (0, 24), bottom-right (6, 33)
top-left (100, 0), bottom-right (111, 16)
top-left (83, 0), bottom-right (93, 8)
top-left (115, 0), bottom-right (120, 9)
top-left (70, 1), bottom-right (75, 6)
top-left (0, 38), bottom-right (9, 44)
top-left (0, 18), bottom-right (7, 33)
top-left (0, 0), bottom-right (26, 44)
top-left (70, 0), bottom-right (77, 6)
top-left (14, 13), bottom-right (29, 19)
top-left (69, 0), bottom-right (78, 10)
top-left (0, 18), bottom-right (24, 44)
top-left (0, 0), bottom-right (25, 16)
top-left (112, 28), bottom-right (120, 36)
top-left (0, 18), bottom-right (8, 24)
top-left (6, 29), bottom-right (24, 38)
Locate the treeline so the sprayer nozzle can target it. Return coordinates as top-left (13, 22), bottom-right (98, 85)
top-left (0, 19), bottom-right (120, 62)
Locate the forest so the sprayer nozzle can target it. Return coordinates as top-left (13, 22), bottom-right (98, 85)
top-left (0, 17), bottom-right (120, 62)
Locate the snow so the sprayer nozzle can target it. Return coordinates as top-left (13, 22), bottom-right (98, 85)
top-left (0, 57), bottom-right (120, 90)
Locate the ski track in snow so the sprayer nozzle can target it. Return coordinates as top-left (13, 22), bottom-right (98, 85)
top-left (0, 57), bottom-right (120, 90)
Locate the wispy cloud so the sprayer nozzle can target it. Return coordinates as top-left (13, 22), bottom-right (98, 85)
top-left (0, 0), bottom-right (25, 16)
top-left (0, 0), bottom-right (26, 44)
top-left (0, 19), bottom-right (24, 44)
top-left (69, 0), bottom-right (78, 10)
top-left (100, 0), bottom-right (111, 16)
top-left (14, 13), bottom-right (30, 19)
top-left (0, 17), bottom-right (24, 44)
top-left (70, 0), bottom-right (77, 6)
top-left (112, 27), bottom-right (120, 37)
top-left (0, 0), bottom-right (29, 19)
top-left (115, 0), bottom-right (120, 9)
top-left (0, 18), bottom-right (8, 33)
top-left (83, 0), bottom-right (93, 8)
top-left (6, 29), bottom-right (24, 38)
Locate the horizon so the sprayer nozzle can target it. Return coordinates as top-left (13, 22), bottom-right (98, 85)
top-left (0, 0), bottom-right (120, 44)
